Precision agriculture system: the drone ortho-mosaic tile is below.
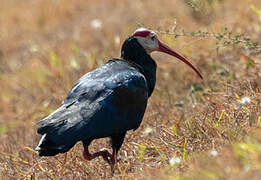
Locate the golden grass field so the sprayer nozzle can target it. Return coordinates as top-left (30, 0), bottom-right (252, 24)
top-left (0, 0), bottom-right (261, 179)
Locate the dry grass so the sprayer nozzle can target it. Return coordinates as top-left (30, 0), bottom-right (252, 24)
top-left (0, 0), bottom-right (261, 179)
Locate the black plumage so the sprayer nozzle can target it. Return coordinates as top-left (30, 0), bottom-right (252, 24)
top-left (36, 37), bottom-right (156, 167)
top-left (35, 28), bottom-right (202, 171)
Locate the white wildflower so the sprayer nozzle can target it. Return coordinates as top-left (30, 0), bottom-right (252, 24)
top-left (143, 127), bottom-right (153, 136)
top-left (241, 96), bottom-right (251, 104)
top-left (210, 150), bottom-right (218, 157)
top-left (30, 43), bottom-right (39, 52)
top-left (114, 35), bottom-right (120, 46)
top-left (70, 58), bottom-right (80, 69)
top-left (90, 19), bottom-right (102, 29)
top-left (42, 100), bottom-right (50, 107)
top-left (169, 157), bottom-right (181, 166)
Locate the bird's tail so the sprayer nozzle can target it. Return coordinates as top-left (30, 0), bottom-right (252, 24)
top-left (35, 134), bottom-right (71, 156)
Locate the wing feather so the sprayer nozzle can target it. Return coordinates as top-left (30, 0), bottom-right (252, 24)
top-left (37, 60), bottom-right (148, 147)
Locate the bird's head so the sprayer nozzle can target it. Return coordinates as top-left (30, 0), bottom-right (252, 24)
top-left (133, 28), bottom-right (203, 79)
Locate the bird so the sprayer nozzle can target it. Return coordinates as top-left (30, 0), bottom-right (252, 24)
top-left (35, 28), bottom-right (202, 171)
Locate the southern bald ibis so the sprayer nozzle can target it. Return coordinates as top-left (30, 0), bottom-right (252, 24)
top-left (35, 28), bottom-right (202, 170)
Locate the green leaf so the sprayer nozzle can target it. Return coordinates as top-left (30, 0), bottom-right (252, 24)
top-left (215, 34), bottom-right (223, 40)
top-left (153, 143), bottom-right (168, 160)
top-left (172, 125), bottom-right (178, 136)
top-left (183, 137), bottom-right (187, 160)
top-left (133, 143), bottom-right (147, 161)
top-left (216, 111), bottom-right (224, 127)
top-left (0, 124), bottom-right (16, 135)
top-left (49, 50), bottom-right (62, 68)
top-left (257, 117), bottom-right (261, 127)
top-left (250, 4), bottom-right (261, 17)
top-left (246, 59), bottom-right (253, 68)
top-left (71, 43), bottom-right (79, 58)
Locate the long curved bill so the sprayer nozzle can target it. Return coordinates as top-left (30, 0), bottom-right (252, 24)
top-left (157, 39), bottom-right (203, 79)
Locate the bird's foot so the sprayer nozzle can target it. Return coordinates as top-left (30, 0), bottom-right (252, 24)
top-left (83, 147), bottom-right (117, 174)
top-left (98, 148), bottom-right (114, 164)
top-left (83, 148), bottom-right (114, 164)
top-left (98, 148), bottom-right (117, 174)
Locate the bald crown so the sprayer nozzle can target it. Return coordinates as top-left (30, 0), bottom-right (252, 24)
top-left (133, 28), bottom-right (154, 37)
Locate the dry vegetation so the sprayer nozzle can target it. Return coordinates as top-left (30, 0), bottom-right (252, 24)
top-left (0, 0), bottom-right (261, 179)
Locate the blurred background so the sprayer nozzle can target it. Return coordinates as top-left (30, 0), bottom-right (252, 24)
top-left (0, 0), bottom-right (260, 179)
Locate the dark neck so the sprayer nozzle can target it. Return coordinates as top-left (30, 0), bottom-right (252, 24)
top-left (121, 37), bottom-right (157, 97)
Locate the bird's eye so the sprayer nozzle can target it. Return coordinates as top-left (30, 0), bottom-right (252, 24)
top-left (151, 35), bottom-right (155, 40)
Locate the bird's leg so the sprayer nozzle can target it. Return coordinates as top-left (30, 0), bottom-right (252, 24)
top-left (109, 132), bottom-right (126, 173)
top-left (110, 147), bottom-right (119, 173)
top-left (83, 145), bottom-right (113, 165)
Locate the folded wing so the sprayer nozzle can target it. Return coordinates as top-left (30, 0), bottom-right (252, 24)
top-left (36, 60), bottom-right (148, 156)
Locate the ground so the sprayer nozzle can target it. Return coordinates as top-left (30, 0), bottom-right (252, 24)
top-left (0, 0), bottom-right (261, 179)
